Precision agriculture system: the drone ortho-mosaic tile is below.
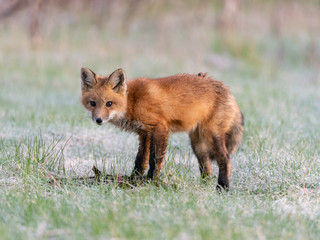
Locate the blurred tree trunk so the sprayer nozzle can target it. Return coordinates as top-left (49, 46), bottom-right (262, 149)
top-left (0, 0), bottom-right (45, 48)
top-left (0, 0), bottom-right (30, 19)
top-left (219, 0), bottom-right (238, 31)
top-left (30, 0), bottom-right (44, 48)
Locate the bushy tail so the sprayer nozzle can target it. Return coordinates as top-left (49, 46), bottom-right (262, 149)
top-left (226, 112), bottom-right (244, 156)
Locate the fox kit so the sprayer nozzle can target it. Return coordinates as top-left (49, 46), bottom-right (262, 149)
top-left (81, 67), bottom-right (244, 190)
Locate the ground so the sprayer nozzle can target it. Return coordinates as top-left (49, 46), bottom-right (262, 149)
top-left (0, 2), bottom-right (320, 239)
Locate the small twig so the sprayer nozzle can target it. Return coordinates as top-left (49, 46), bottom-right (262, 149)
top-left (303, 156), bottom-right (317, 196)
top-left (92, 166), bottom-right (137, 188)
top-left (120, 177), bottom-right (136, 189)
top-left (92, 166), bottom-right (101, 182)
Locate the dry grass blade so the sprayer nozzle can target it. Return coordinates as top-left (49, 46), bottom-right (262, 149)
top-left (18, 137), bottom-right (65, 192)
top-left (302, 156), bottom-right (317, 196)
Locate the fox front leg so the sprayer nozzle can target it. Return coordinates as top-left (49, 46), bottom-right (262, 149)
top-left (131, 132), bottom-right (150, 177)
top-left (147, 127), bottom-right (169, 180)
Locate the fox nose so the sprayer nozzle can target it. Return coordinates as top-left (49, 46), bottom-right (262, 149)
top-left (96, 118), bottom-right (103, 124)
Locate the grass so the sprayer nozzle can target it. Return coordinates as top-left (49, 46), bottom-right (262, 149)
top-left (1, 2), bottom-right (320, 239)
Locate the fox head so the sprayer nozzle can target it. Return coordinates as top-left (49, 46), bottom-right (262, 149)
top-left (81, 67), bottom-right (127, 125)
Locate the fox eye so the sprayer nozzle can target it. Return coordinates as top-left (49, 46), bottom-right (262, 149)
top-left (90, 101), bottom-right (96, 107)
top-left (106, 101), bottom-right (112, 107)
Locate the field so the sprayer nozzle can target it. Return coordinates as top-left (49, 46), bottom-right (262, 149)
top-left (0, 1), bottom-right (320, 239)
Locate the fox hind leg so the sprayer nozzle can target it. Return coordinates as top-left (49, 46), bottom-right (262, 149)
top-left (189, 127), bottom-right (212, 179)
top-left (211, 136), bottom-right (231, 191)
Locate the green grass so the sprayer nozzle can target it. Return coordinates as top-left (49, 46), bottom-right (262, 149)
top-left (1, 4), bottom-right (320, 239)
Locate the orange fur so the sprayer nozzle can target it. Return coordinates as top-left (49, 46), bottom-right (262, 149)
top-left (81, 67), bottom-right (244, 190)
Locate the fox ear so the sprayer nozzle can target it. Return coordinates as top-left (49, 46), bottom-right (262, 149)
top-left (107, 68), bottom-right (127, 93)
top-left (81, 67), bottom-right (97, 89)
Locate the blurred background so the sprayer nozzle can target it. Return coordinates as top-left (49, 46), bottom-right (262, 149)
top-left (1, 3), bottom-right (320, 238)
top-left (1, 0), bottom-right (319, 81)
top-left (1, 3), bottom-right (320, 239)
top-left (1, 0), bottom-right (320, 174)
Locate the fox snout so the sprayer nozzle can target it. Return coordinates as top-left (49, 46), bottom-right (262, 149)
top-left (95, 118), bottom-right (103, 125)
top-left (92, 116), bottom-right (106, 125)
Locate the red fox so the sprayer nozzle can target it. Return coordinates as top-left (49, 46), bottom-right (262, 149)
top-left (81, 67), bottom-right (244, 190)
